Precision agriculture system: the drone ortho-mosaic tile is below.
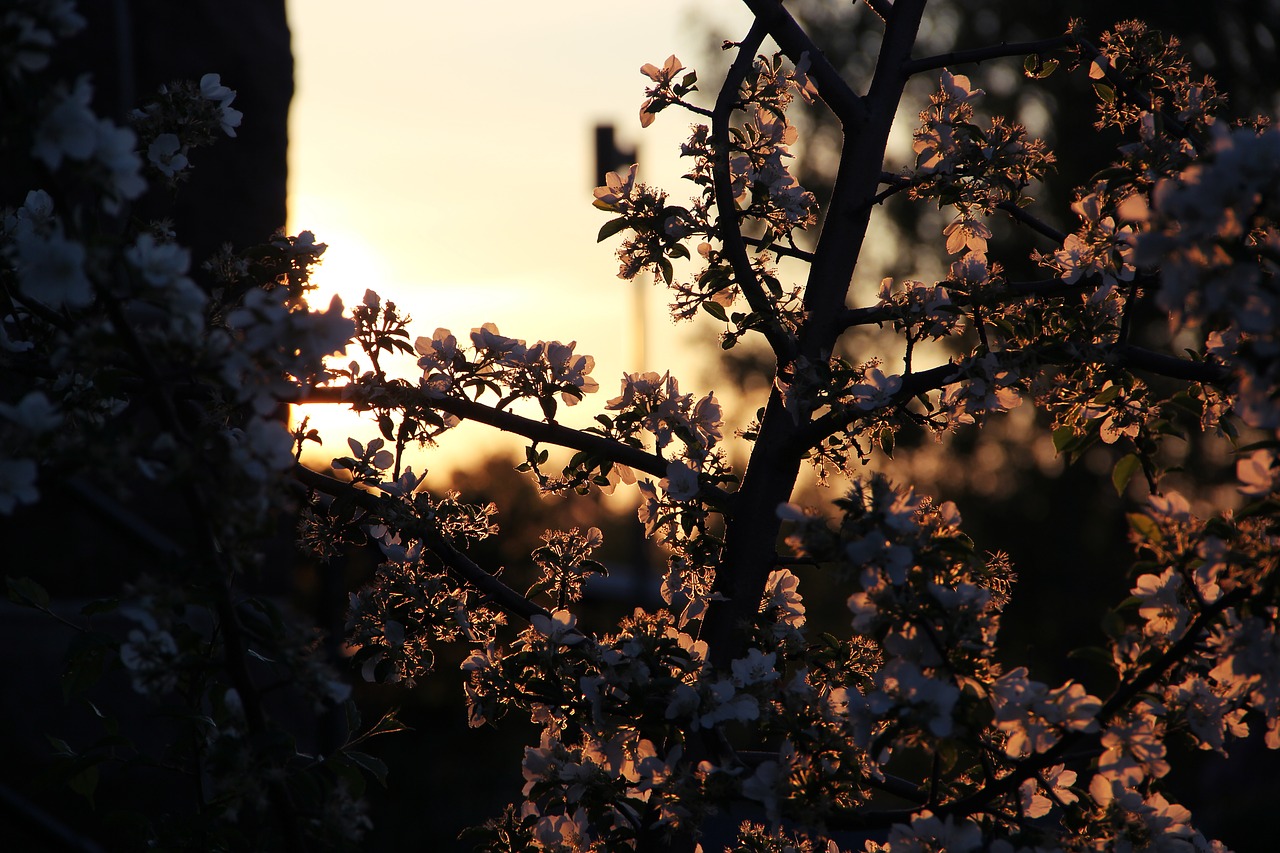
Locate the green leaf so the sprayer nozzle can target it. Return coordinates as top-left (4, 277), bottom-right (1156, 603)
top-left (79, 598), bottom-right (120, 616)
top-left (67, 764), bottom-right (99, 805)
top-left (1126, 512), bottom-right (1161, 543)
top-left (1023, 55), bottom-right (1059, 79)
top-left (6, 576), bottom-right (50, 609)
top-left (345, 753), bottom-right (389, 783)
top-left (326, 754), bottom-right (367, 799)
top-left (596, 217), bottom-right (630, 243)
top-left (879, 429), bottom-right (895, 459)
top-left (1093, 82), bottom-right (1116, 103)
top-left (1112, 453), bottom-right (1142, 497)
top-left (701, 300), bottom-right (728, 322)
top-left (368, 709), bottom-right (412, 738)
top-left (658, 257), bottom-right (674, 284)
top-left (47, 736), bottom-right (76, 756)
top-left (1051, 425), bottom-right (1076, 454)
top-left (1093, 385), bottom-right (1122, 406)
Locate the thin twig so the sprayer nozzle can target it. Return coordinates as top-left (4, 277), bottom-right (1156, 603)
top-left (712, 17), bottom-right (797, 362)
top-left (903, 35), bottom-right (1075, 75)
top-left (296, 384), bottom-right (732, 508)
top-left (861, 0), bottom-right (893, 23)
top-left (932, 588), bottom-right (1245, 821)
top-left (293, 464), bottom-right (565, 628)
top-left (743, 236), bottom-right (815, 263)
top-left (799, 341), bottom-right (1229, 447)
top-left (996, 200), bottom-right (1067, 243)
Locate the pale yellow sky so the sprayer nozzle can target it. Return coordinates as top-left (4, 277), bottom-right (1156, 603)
top-left (285, 1), bottom-right (758, 476)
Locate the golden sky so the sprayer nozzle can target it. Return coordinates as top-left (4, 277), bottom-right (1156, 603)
top-left (285, 1), bottom-right (756, 475)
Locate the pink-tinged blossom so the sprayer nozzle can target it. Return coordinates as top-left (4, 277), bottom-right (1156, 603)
top-left (660, 459), bottom-right (699, 501)
top-left (849, 367), bottom-right (902, 411)
top-left (0, 391), bottom-right (61, 433)
top-left (741, 759), bottom-right (783, 824)
top-left (470, 322), bottom-right (526, 364)
top-left (993, 667), bottom-right (1101, 758)
top-left (949, 250), bottom-right (992, 288)
top-left (640, 54), bottom-right (682, 85)
top-left (200, 73), bottom-right (242, 136)
top-left (878, 277), bottom-right (960, 341)
top-left (1147, 490), bottom-right (1193, 523)
top-left (1019, 763), bottom-right (1078, 819)
top-left (1133, 569), bottom-right (1187, 639)
top-left (14, 225), bottom-right (92, 308)
top-left (1099, 703), bottom-right (1170, 784)
top-left (1087, 776), bottom-right (1209, 851)
top-left (1166, 675), bottom-right (1248, 754)
top-left (940, 69), bottom-right (984, 103)
top-left (867, 810), bottom-right (983, 853)
top-left (762, 568), bottom-right (806, 629)
top-left (731, 648), bottom-right (779, 687)
top-left (125, 232), bottom-right (196, 293)
top-left (1236, 449), bottom-right (1277, 497)
top-left (543, 340), bottom-right (598, 404)
top-left (639, 55), bottom-right (685, 128)
top-left (691, 392), bottom-right (723, 446)
top-left (593, 164), bottom-right (638, 211)
top-left (940, 353), bottom-right (1022, 424)
top-left (147, 133), bottom-right (188, 177)
top-left (530, 609), bottom-right (583, 646)
top-left (93, 118), bottom-right (146, 206)
top-left (414, 327), bottom-right (457, 371)
top-left (943, 217), bottom-right (991, 255)
top-left (791, 52), bottom-right (820, 103)
top-left (867, 659), bottom-right (960, 737)
top-left (31, 75), bottom-right (95, 168)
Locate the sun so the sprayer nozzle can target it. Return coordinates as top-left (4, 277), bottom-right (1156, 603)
top-left (286, 199), bottom-right (532, 482)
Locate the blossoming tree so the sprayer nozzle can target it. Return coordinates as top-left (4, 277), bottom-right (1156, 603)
top-left (4, 0), bottom-right (1280, 850)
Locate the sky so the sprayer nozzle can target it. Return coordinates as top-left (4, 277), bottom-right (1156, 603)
top-left (285, 0), bottom-right (757, 475)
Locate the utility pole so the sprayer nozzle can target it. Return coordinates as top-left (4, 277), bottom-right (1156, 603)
top-left (593, 124), bottom-right (657, 601)
top-left (594, 125), bottom-right (647, 371)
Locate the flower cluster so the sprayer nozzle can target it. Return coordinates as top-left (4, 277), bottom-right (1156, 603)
top-left (910, 70), bottom-right (1054, 222)
top-left (130, 73), bottom-right (243, 182)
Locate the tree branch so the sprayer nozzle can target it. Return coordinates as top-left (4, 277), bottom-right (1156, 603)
top-left (293, 463), bottom-right (556, 626)
top-left (903, 35), bottom-right (1076, 75)
top-left (739, 0), bottom-right (869, 127)
top-left (836, 277), bottom-right (1104, 333)
top-left (996, 200), bottom-right (1067, 244)
top-left (861, 0), bottom-right (893, 23)
top-left (713, 17), bottom-right (797, 363)
top-left (743, 235), bottom-right (815, 263)
top-left (932, 587), bottom-right (1246, 822)
top-left (799, 342), bottom-right (1229, 447)
top-left (701, 0), bottom-right (931, 673)
top-left (296, 384), bottom-right (734, 509)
